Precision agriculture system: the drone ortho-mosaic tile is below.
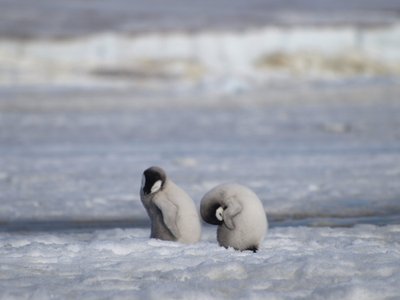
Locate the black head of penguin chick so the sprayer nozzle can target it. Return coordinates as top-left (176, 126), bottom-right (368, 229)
top-left (142, 166), bottom-right (166, 196)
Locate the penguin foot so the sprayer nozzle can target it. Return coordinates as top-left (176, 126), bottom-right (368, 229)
top-left (245, 245), bottom-right (258, 253)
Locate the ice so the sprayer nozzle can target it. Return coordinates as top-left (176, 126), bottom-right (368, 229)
top-left (1, 79), bottom-right (399, 298)
top-left (2, 24), bottom-right (400, 87)
top-left (1, 82), bottom-right (400, 224)
top-left (0, 226), bottom-right (399, 299)
top-left (1, 0), bottom-right (400, 39)
top-left (1, 1), bottom-right (400, 298)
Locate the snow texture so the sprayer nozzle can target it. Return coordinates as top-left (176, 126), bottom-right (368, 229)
top-left (2, 24), bottom-right (400, 86)
top-left (1, 83), bottom-right (399, 224)
top-left (0, 226), bottom-right (399, 299)
top-left (1, 0), bottom-right (400, 39)
top-left (1, 1), bottom-right (400, 298)
top-left (1, 81), bottom-right (400, 299)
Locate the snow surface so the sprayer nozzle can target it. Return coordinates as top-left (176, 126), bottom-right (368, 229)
top-left (1, 82), bottom-right (400, 224)
top-left (2, 24), bottom-right (400, 86)
top-left (2, 0), bottom-right (400, 39)
top-left (1, 80), bottom-right (400, 299)
top-left (1, 225), bottom-right (399, 299)
top-left (1, 1), bottom-right (400, 298)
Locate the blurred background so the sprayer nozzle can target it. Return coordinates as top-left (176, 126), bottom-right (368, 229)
top-left (1, 0), bottom-right (400, 230)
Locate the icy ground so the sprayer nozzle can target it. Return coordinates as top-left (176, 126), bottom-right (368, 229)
top-left (1, 0), bottom-right (400, 39)
top-left (1, 226), bottom-right (399, 299)
top-left (1, 81), bottom-right (400, 224)
top-left (0, 80), bottom-right (400, 299)
top-left (2, 0), bottom-right (400, 87)
top-left (1, 0), bottom-right (399, 297)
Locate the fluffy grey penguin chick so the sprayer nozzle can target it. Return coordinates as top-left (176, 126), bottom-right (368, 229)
top-left (140, 166), bottom-right (201, 244)
top-left (200, 183), bottom-right (268, 252)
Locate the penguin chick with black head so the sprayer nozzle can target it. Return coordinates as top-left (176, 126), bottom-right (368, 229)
top-left (140, 166), bottom-right (201, 244)
top-left (200, 183), bottom-right (268, 252)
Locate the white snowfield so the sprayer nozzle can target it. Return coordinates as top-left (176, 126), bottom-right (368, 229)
top-left (1, 1), bottom-right (400, 297)
top-left (1, 83), bottom-right (399, 223)
top-left (1, 82), bottom-right (399, 299)
top-left (1, 24), bottom-right (400, 86)
top-left (0, 226), bottom-right (399, 299)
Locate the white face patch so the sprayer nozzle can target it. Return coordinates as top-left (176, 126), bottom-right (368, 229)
top-left (216, 206), bottom-right (224, 221)
top-left (150, 180), bottom-right (162, 194)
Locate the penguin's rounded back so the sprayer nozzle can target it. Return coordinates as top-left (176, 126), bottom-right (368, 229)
top-left (200, 183), bottom-right (268, 251)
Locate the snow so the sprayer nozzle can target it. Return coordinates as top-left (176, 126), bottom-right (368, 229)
top-left (1, 81), bottom-right (400, 299)
top-left (1, 0), bottom-right (400, 39)
top-left (1, 82), bottom-right (400, 223)
top-left (2, 24), bottom-right (400, 86)
top-left (1, 226), bottom-right (399, 299)
top-left (1, 1), bottom-right (400, 298)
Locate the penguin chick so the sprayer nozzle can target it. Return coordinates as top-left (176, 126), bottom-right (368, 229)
top-left (200, 183), bottom-right (268, 252)
top-left (140, 166), bottom-right (201, 244)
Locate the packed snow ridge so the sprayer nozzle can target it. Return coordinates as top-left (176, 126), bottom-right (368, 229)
top-left (1, 24), bottom-right (400, 85)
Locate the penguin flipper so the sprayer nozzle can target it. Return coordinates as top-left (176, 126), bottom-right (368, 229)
top-left (153, 196), bottom-right (180, 239)
top-left (223, 199), bottom-right (242, 230)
